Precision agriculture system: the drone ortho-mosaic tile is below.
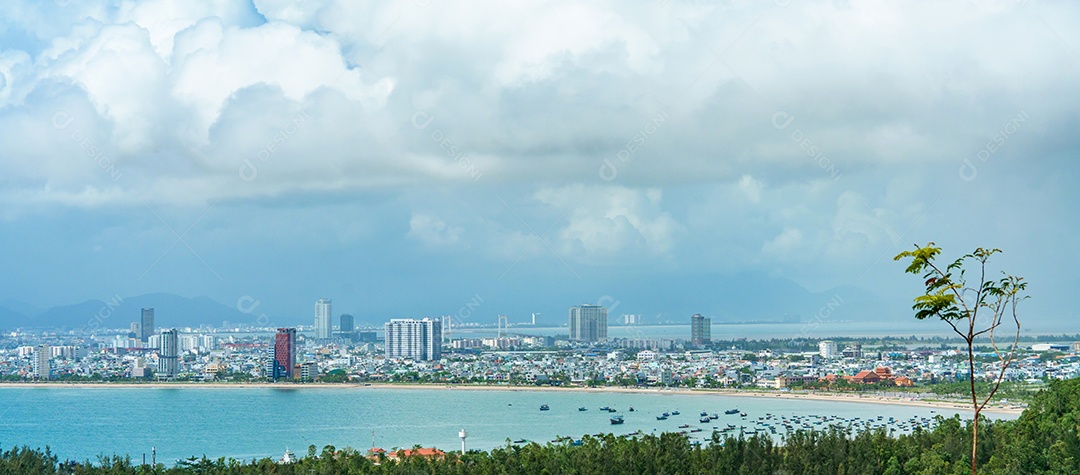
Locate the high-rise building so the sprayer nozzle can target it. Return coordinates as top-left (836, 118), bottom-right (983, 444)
top-left (340, 314), bottom-right (354, 333)
top-left (384, 318), bottom-right (442, 360)
top-left (315, 298), bottom-right (332, 339)
top-left (140, 308), bottom-right (155, 342)
top-left (690, 313), bottom-right (711, 346)
top-left (33, 344), bottom-right (51, 379)
top-left (157, 329), bottom-right (179, 378)
top-left (568, 305), bottom-right (608, 343)
top-left (268, 328), bottom-right (297, 379)
top-left (819, 340), bottom-right (838, 359)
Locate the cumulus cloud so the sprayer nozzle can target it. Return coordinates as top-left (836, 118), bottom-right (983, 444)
top-left (1, 0), bottom-right (1078, 209)
top-left (534, 184), bottom-right (680, 261)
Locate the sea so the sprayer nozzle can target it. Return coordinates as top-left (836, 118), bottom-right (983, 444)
top-left (0, 386), bottom-right (1016, 465)
top-left (438, 321), bottom-right (1075, 341)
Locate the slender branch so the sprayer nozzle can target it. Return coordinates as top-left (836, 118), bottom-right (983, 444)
top-left (944, 318), bottom-right (967, 340)
top-left (979, 294), bottom-right (1022, 412)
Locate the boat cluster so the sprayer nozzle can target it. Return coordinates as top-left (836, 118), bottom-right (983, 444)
top-left (533, 403), bottom-right (940, 444)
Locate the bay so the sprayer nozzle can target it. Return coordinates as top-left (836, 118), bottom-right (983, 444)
top-left (0, 386), bottom-right (1015, 465)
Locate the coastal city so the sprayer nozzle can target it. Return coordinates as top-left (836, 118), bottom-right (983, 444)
top-left (4, 299), bottom-right (1077, 403)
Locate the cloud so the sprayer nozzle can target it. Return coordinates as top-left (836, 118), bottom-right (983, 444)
top-left (534, 184), bottom-right (680, 261)
top-left (1, 0), bottom-right (1078, 210)
top-left (407, 213), bottom-right (464, 248)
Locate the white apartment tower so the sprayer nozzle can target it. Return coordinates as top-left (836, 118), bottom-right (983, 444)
top-left (158, 329), bottom-right (179, 378)
top-left (569, 304), bottom-right (608, 342)
top-left (33, 344), bottom-right (51, 379)
top-left (384, 318), bottom-right (442, 361)
top-left (819, 340), bottom-right (838, 359)
top-left (314, 298), bottom-right (332, 339)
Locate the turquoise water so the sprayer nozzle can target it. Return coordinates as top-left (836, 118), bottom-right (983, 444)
top-left (0, 387), bottom-right (1013, 465)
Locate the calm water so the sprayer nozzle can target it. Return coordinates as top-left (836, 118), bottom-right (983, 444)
top-left (0, 387), bottom-right (1015, 465)
top-left (455, 322), bottom-right (1075, 340)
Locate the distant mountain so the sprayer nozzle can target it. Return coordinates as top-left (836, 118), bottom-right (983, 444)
top-left (0, 306), bottom-right (29, 329)
top-left (28, 293), bottom-right (252, 331)
top-left (0, 298), bottom-right (42, 318)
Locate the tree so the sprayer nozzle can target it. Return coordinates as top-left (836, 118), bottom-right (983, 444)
top-left (895, 243), bottom-right (1027, 475)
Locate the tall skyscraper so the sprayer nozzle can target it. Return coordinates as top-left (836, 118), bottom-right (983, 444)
top-left (690, 313), bottom-right (711, 346)
top-left (157, 329), bottom-right (179, 378)
top-left (384, 318), bottom-right (442, 360)
top-left (269, 328), bottom-right (297, 379)
top-left (140, 308), bottom-right (155, 342)
top-left (314, 298), bottom-right (332, 339)
top-left (33, 344), bottom-right (51, 379)
top-left (339, 314), bottom-right (354, 333)
top-left (568, 305), bottom-right (608, 342)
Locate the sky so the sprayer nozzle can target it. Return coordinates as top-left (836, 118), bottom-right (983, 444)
top-left (0, 1), bottom-right (1077, 329)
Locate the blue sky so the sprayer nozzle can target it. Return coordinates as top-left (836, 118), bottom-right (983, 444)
top-left (0, 1), bottom-right (1077, 328)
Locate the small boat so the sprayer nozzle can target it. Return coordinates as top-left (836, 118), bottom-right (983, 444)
top-left (725, 409), bottom-right (740, 415)
top-left (629, 406), bottom-right (635, 412)
top-left (540, 404), bottom-right (550, 411)
top-left (690, 428), bottom-right (702, 433)
top-left (578, 407), bottom-right (588, 411)
top-left (607, 408), bottom-right (617, 413)
top-left (610, 415), bottom-right (625, 425)
top-left (599, 406), bottom-right (609, 411)
top-left (662, 412), bottom-right (671, 417)
top-left (656, 414), bottom-right (668, 420)
top-left (699, 416), bottom-right (711, 423)
top-left (513, 439), bottom-right (527, 444)
top-left (740, 412), bottom-right (747, 417)
top-left (700, 411), bottom-right (708, 417)
top-left (710, 414), bottom-right (718, 420)
top-left (671, 411), bottom-right (680, 415)
top-left (678, 424), bottom-right (690, 429)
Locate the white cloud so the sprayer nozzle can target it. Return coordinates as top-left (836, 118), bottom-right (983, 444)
top-left (534, 184), bottom-right (680, 260)
top-left (407, 213), bottom-right (464, 248)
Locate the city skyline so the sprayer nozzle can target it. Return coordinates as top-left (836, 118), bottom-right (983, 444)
top-left (0, 2), bottom-right (1076, 329)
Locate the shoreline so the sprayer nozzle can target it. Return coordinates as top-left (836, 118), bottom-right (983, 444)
top-left (0, 382), bottom-right (1023, 415)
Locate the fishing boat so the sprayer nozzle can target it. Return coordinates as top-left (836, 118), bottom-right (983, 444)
top-left (699, 416), bottom-right (711, 423)
top-left (610, 415), bottom-right (625, 425)
top-left (578, 407), bottom-right (588, 411)
top-left (540, 404), bottom-right (550, 411)
top-left (671, 410), bottom-right (680, 415)
top-left (725, 409), bottom-right (740, 415)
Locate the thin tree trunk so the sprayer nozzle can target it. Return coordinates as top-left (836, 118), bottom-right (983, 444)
top-left (969, 338), bottom-right (978, 475)
top-left (971, 411), bottom-right (979, 475)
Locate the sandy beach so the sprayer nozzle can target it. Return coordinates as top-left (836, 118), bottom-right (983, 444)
top-left (0, 381), bottom-right (1024, 415)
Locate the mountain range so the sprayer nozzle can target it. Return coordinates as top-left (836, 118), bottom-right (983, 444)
top-left (0, 273), bottom-right (896, 331)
